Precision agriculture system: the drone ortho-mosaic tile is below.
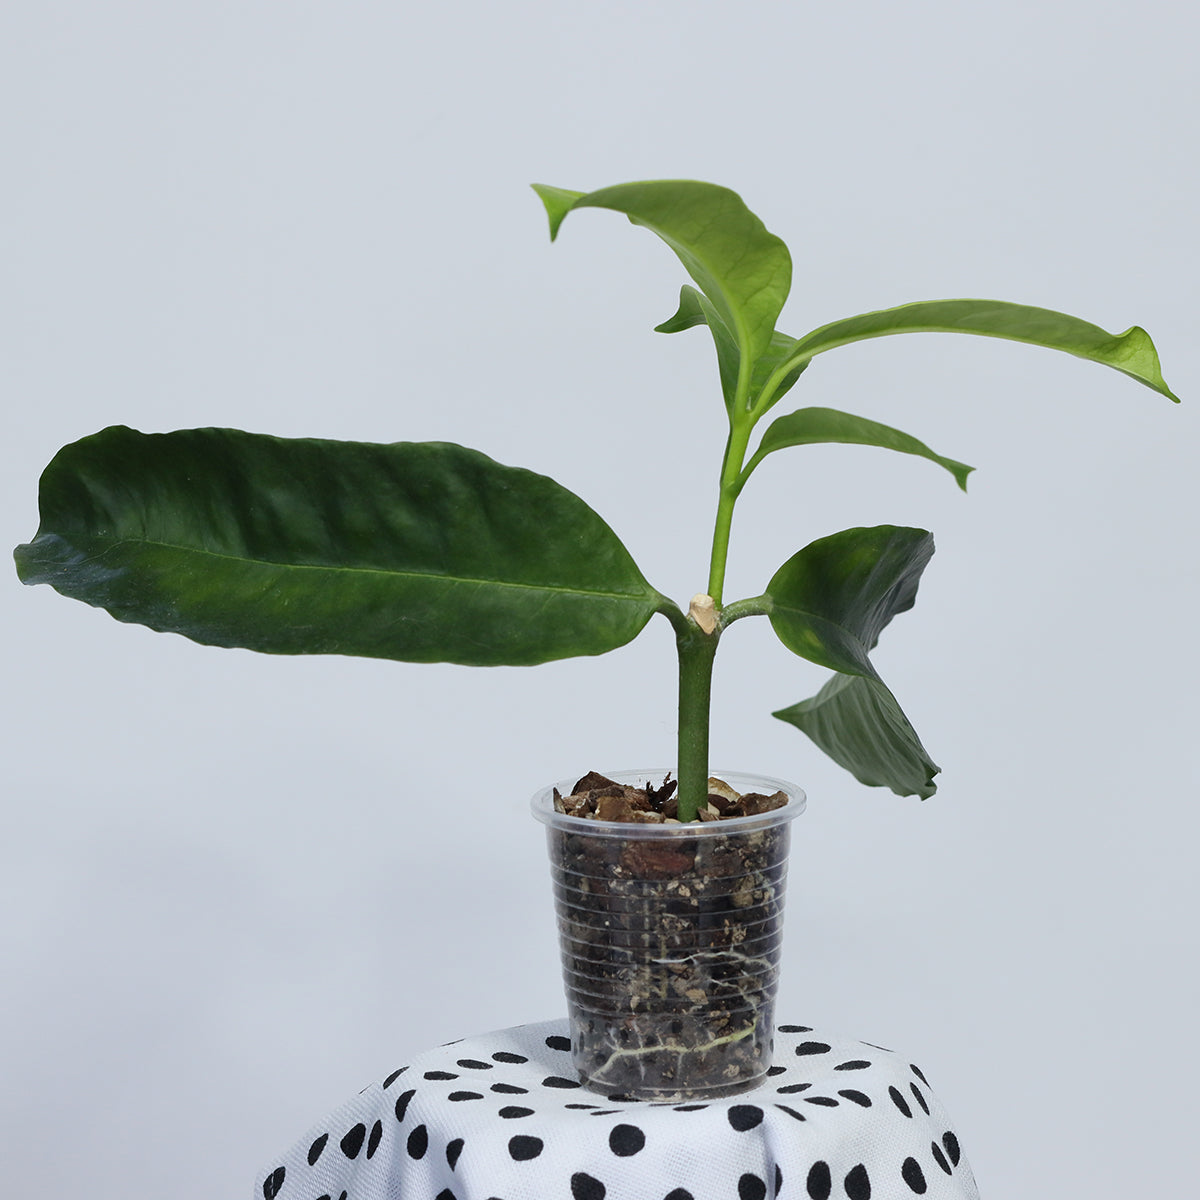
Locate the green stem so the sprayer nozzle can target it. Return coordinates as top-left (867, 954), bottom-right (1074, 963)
top-left (676, 619), bottom-right (719, 821)
top-left (705, 419), bottom-right (754, 605)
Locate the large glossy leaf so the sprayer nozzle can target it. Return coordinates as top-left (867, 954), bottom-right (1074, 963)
top-left (15, 426), bottom-right (665, 666)
top-left (742, 407), bottom-right (973, 492)
top-left (774, 673), bottom-right (940, 799)
top-left (533, 179), bottom-right (792, 377)
top-left (781, 298), bottom-right (1179, 401)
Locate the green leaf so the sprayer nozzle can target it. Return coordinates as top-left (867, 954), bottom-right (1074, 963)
top-left (765, 525), bottom-right (935, 677)
top-left (533, 179), bottom-right (792, 382)
top-left (655, 285), bottom-right (741, 408)
top-left (742, 407), bottom-right (974, 492)
top-left (656, 286), bottom-right (807, 412)
top-left (774, 673), bottom-right (940, 799)
top-left (783, 298), bottom-right (1180, 402)
top-left (15, 426), bottom-right (665, 667)
top-left (764, 525), bottom-right (939, 799)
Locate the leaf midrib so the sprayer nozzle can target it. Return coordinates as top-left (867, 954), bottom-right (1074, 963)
top-left (59, 533), bottom-right (658, 602)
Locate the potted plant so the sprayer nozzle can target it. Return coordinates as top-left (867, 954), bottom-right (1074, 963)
top-left (13, 178), bottom-right (1178, 1099)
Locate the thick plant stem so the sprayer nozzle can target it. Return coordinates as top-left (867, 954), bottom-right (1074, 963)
top-left (676, 620), bottom-right (720, 821)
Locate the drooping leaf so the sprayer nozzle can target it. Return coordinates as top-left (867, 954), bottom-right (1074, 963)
top-left (781, 298), bottom-right (1179, 402)
top-left (742, 407), bottom-right (974, 492)
top-left (533, 179), bottom-right (792, 383)
top-left (15, 426), bottom-right (666, 667)
top-left (765, 525), bottom-right (935, 676)
top-left (774, 672), bottom-right (940, 799)
top-left (764, 525), bottom-right (939, 799)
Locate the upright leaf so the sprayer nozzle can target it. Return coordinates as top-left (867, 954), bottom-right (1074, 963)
top-left (656, 285), bottom-right (741, 408)
top-left (775, 673), bottom-right (940, 799)
top-left (656, 286), bottom-right (808, 413)
top-left (742, 407), bottom-right (973, 492)
top-left (533, 179), bottom-right (792, 392)
top-left (15, 427), bottom-right (666, 667)
top-left (781, 299), bottom-right (1179, 401)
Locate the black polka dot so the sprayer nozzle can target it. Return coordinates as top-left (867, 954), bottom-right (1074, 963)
top-left (931, 1142), bottom-right (951, 1175)
top-left (435, 1191), bottom-right (457, 1200)
top-left (943, 1131), bottom-right (961, 1167)
top-left (449, 1091), bottom-right (483, 1102)
top-left (777, 1082), bottom-right (811, 1093)
top-left (728, 1105), bottom-right (764, 1130)
top-left (838, 1090), bottom-right (871, 1107)
top-left (609, 1124), bottom-right (645, 1156)
top-left (889, 1086), bottom-right (913, 1118)
top-left (664, 1190), bottom-right (694, 1200)
top-left (543, 1075), bottom-right (582, 1088)
top-left (767, 1066), bottom-right (786, 1076)
top-left (491, 1083), bottom-right (528, 1094)
top-left (804, 1096), bottom-right (838, 1106)
top-left (565, 1103), bottom-right (598, 1109)
top-left (779, 1025), bottom-right (812, 1032)
top-left (775, 1104), bottom-right (806, 1121)
top-left (307, 1133), bottom-right (328, 1165)
top-left (425, 1070), bottom-right (458, 1080)
top-left (835, 1060), bottom-right (870, 1071)
top-left (500, 1106), bottom-right (534, 1119)
top-left (795, 1041), bottom-right (832, 1056)
top-left (911, 1063), bottom-right (930, 1086)
top-left (806, 1161), bottom-right (832, 1199)
top-left (446, 1138), bottom-right (464, 1170)
top-left (844, 1163), bottom-right (871, 1199)
top-left (901, 1157), bottom-right (927, 1194)
top-left (457, 1058), bottom-right (492, 1069)
top-left (774, 1164), bottom-right (784, 1196)
top-left (394, 1089), bottom-right (415, 1122)
top-left (546, 1035), bottom-right (572, 1051)
top-left (406, 1124), bottom-right (428, 1159)
top-left (738, 1174), bottom-right (767, 1200)
top-left (366, 1120), bottom-right (383, 1159)
top-left (673, 1104), bottom-right (709, 1111)
top-left (572, 1173), bottom-right (606, 1200)
top-left (508, 1135), bottom-right (544, 1161)
top-left (339, 1124), bottom-right (366, 1159)
top-left (262, 1166), bottom-right (285, 1199)
top-left (493, 1051), bottom-right (528, 1063)
top-left (588, 1109), bottom-right (620, 1116)
top-left (383, 1067), bottom-right (407, 1088)
top-left (910, 1083), bottom-right (930, 1114)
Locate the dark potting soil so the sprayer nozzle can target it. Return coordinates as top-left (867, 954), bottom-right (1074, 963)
top-left (548, 772), bottom-right (792, 1100)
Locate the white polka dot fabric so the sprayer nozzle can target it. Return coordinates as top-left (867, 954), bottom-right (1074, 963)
top-left (256, 1020), bottom-right (980, 1200)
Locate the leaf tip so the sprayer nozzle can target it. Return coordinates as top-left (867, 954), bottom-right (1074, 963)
top-left (531, 183), bottom-right (584, 242)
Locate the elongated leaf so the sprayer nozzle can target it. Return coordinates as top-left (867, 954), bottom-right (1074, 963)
top-left (775, 673), bottom-right (940, 799)
top-left (533, 179), bottom-right (792, 376)
top-left (656, 285), bottom-right (808, 411)
top-left (743, 407), bottom-right (973, 491)
top-left (15, 427), bottom-right (665, 667)
top-left (765, 525), bottom-right (935, 677)
top-left (782, 298), bottom-right (1179, 401)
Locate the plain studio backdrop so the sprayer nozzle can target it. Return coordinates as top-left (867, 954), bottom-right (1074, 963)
top-left (2, 3), bottom-right (1196, 1197)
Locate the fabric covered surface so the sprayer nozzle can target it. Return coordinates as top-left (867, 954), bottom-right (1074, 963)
top-left (255, 1020), bottom-right (980, 1200)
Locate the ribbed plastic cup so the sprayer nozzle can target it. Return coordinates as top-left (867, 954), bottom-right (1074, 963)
top-left (532, 769), bottom-right (805, 1100)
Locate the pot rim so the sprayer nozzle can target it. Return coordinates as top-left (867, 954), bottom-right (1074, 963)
top-left (530, 767), bottom-right (806, 836)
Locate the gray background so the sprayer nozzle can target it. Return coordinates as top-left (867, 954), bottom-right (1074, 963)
top-left (3, 2), bottom-right (1196, 1196)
